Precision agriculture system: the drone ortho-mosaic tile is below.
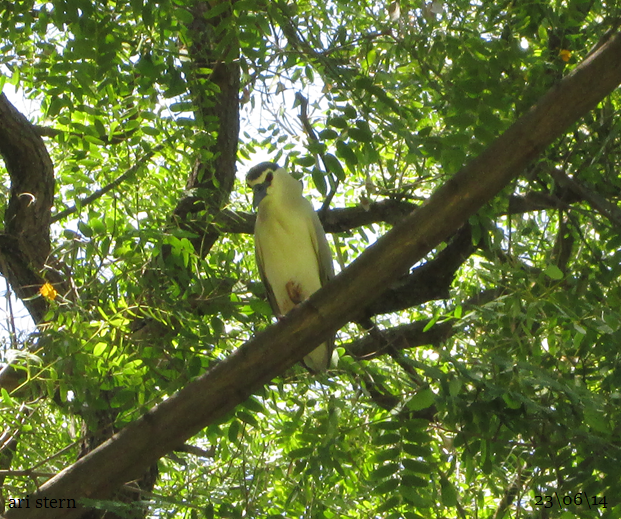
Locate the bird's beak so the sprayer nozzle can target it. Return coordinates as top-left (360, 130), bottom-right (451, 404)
top-left (252, 182), bottom-right (268, 209)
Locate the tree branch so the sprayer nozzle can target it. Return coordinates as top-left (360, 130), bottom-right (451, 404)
top-left (0, 93), bottom-right (59, 323)
top-left (175, 1), bottom-right (241, 258)
top-left (346, 288), bottom-right (502, 359)
top-left (202, 198), bottom-right (417, 235)
top-left (179, 186), bottom-right (597, 238)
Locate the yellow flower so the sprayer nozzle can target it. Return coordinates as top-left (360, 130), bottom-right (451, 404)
top-left (559, 49), bottom-right (571, 62)
top-left (40, 282), bottom-right (57, 301)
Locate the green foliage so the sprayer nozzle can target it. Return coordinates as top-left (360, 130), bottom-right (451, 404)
top-left (1, 0), bottom-right (621, 518)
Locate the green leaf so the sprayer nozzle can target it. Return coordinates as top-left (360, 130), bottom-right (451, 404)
top-left (174, 7), bottom-right (194, 24)
top-left (142, 3), bottom-right (153, 27)
top-left (318, 128), bottom-right (339, 140)
top-left (406, 419), bottom-right (429, 432)
top-left (544, 264), bottom-right (564, 280)
top-left (243, 396), bottom-right (265, 414)
top-left (111, 389), bottom-right (135, 408)
top-left (343, 105), bottom-right (357, 118)
top-left (237, 410), bottom-right (258, 426)
top-left (400, 474), bottom-right (428, 487)
top-left (399, 483), bottom-right (420, 503)
top-left (583, 408), bottom-right (611, 434)
top-left (402, 443), bottom-right (430, 457)
top-left (289, 447), bottom-right (314, 458)
top-left (375, 420), bottom-right (401, 431)
top-left (373, 447), bottom-right (401, 463)
top-left (348, 127), bottom-right (373, 142)
top-left (228, 420), bottom-right (241, 442)
top-left (422, 314), bottom-right (439, 332)
top-left (204, 2), bottom-right (232, 19)
top-left (335, 140), bottom-right (358, 168)
top-left (449, 377), bottom-right (462, 397)
top-left (403, 513), bottom-right (426, 519)
top-left (90, 218), bottom-right (106, 234)
top-left (373, 433), bottom-right (400, 446)
top-left (373, 477), bottom-right (400, 495)
top-left (441, 478), bottom-right (459, 507)
top-left (538, 23), bottom-right (548, 42)
top-left (328, 116), bottom-right (348, 129)
top-left (169, 101), bottom-right (194, 113)
top-left (142, 126), bottom-right (160, 136)
top-left (47, 96), bottom-right (64, 117)
top-left (407, 388), bottom-right (435, 411)
top-left (295, 155), bottom-right (316, 167)
top-left (1, 388), bottom-right (15, 407)
top-left (93, 342), bottom-right (107, 356)
top-left (402, 459), bottom-right (431, 474)
top-left (502, 392), bottom-right (522, 409)
top-left (377, 496), bottom-right (400, 513)
top-left (323, 153), bottom-right (345, 180)
top-left (370, 463), bottom-right (400, 480)
top-left (311, 166), bottom-right (327, 195)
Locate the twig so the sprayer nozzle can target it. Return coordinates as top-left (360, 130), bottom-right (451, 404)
top-left (2, 273), bottom-right (17, 349)
top-left (174, 443), bottom-right (215, 458)
top-left (52, 144), bottom-right (164, 223)
top-left (549, 167), bottom-right (621, 228)
top-left (0, 469), bottom-right (56, 478)
top-left (33, 125), bottom-right (140, 145)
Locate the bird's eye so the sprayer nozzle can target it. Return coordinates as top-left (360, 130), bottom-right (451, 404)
top-left (266, 172), bottom-right (273, 183)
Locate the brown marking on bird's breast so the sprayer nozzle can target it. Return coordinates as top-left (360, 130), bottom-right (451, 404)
top-left (286, 280), bottom-right (304, 305)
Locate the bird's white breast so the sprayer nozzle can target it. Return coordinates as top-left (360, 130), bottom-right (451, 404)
top-left (255, 197), bottom-right (322, 315)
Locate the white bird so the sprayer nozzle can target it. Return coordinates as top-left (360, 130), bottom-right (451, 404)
top-left (246, 162), bottom-right (334, 372)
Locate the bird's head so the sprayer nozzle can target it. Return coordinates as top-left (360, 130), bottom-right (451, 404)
top-left (246, 162), bottom-right (301, 209)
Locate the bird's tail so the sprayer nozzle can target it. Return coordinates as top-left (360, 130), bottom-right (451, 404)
top-left (303, 340), bottom-right (333, 372)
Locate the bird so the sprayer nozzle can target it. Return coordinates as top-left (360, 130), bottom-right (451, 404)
top-left (246, 162), bottom-right (335, 372)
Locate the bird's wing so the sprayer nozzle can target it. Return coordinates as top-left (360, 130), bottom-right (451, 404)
top-left (309, 209), bottom-right (334, 286)
top-left (308, 209), bottom-right (335, 371)
top-left (255, 239), bottom-right (282, 316)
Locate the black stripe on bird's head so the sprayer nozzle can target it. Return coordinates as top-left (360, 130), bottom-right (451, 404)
top-left (246, 162), bottom-right (280, 209)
